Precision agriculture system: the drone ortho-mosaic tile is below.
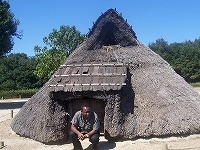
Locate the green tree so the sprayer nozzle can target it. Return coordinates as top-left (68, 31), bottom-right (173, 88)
top-left (0, 53), bottom-right (42, 91)
top-left (177, 40), bottom-right (200, 82)
top-left (34, 25), bottom-right (85, 81)
top-left (0, 0), bottom-right (22, 56)
top-left (149, 38), bottom-right (200, 83)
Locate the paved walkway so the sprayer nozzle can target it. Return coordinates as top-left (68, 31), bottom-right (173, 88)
top-left (0, 98), bottom-right (28, 122)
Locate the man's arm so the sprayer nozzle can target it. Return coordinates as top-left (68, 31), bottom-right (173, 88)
top-left (84, 113), bottom-right (100, 138)
top-left (71, 124), bottom-right (85, 140)
top-left (84, 129), bottom-right (97, 138)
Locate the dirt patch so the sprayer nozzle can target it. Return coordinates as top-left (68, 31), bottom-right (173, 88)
top-left (194, 87), bottom-right (200, 93)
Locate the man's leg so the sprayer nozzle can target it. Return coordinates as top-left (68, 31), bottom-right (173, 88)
top-left (89, 132), bottom-right (100, 150)
top-left (69, 130), bottom-right (83, 150)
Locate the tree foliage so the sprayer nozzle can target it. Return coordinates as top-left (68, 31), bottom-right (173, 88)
top-left (34, 25), bottom-right (85, 81)
top-left (0, 53), bottom-right (42, 91)
top-left (149, 38), bottom-right (200, 83)
top-left (34, 46), bottom-right (68, 82)
top-left (0, 0), bottom-right (22, 56)
top-left (0, 36), bottom-right (199, 93)
top-left (43, 25), bottom-right (84, 52)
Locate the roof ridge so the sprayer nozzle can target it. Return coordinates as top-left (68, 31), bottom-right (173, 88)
top-left (86, 8), bottom-right (136, 39)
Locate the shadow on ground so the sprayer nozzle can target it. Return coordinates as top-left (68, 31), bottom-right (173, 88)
top-left (85, 141), bottom-right (116, 150)
top-left (0, 101), bottom-right (26, 109)
top-left (63, 138), bottom-right (116, 150)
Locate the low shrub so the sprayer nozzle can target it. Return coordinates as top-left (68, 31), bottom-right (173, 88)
top-left (0, 89), bottom-right (39, 99)
top-left (190, 82), bottom-right (200, 87)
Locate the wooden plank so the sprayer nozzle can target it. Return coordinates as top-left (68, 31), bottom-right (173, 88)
top-left (98, 66), bottom-right (105, 74)
top-left (67, 66), bottom-right (74, 75)
top-left (80, 74), bottom-right (92, 85)
top-left (116, 66), bottom-right (123, 74)
top-left (82, 66), bottom-right (90, 74)
top-left (92, 66), bottom-right (99, 75)
top-left (71, 66), bottom-right (80, 74)
top-left (61, 63), bottom-right (124, 67)
top-left (70, 76), bottom-right (79, 84)
top-left (88, 66), bottom-right (93, 74)
top-left (122, 66), bottom-right (127, 74)
top-left (92, 75), bottom-right (100, 84)
top-left (63, 67), bottom-right (71, 75)
top-left (105, 66), bottom-right (113, 74)
top-left (50, 79), bottom-right (58, 85)
top-left (116, 75), bottom-right (124, 84)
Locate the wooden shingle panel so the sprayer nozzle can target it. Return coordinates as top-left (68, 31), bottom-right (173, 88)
top-left (105, 66), bottom-right (113, 74)
top-left (82, 66), bottom-right (90, 74)
top-left (92, 66), bottom-right (100, 74)
top-left (62, 67), bottom-right (71, 75)
top-left (48, 63), bottom-right (127, 92)
top-left (98, 66), bottom-right (105, 74)
top-left (71, 66), bottom-right (81, 74)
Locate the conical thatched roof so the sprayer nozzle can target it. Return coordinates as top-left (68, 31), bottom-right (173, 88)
top-left (11, 9), bottom-right (200, 143)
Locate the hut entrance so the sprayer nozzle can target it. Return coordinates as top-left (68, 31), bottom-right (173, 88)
top-left (67, 97), bottom-right (105, 133)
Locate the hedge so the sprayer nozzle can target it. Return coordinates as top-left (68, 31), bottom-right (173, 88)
top-left (0, 89), bottom-right (39, 99)
top-left (190, 82), bottom-right (200, 87)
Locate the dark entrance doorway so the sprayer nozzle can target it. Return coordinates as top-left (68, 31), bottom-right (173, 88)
top-left (67, 98), bottom-right (105, 133)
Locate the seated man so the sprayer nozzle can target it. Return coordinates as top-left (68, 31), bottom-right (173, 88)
top-left (70, 103), bottom-right (100, 150)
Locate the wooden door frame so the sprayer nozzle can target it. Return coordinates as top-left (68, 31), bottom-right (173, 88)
top-left (67, 97), bottom-right (105, 133)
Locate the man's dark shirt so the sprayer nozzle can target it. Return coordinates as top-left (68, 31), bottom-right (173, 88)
top-left (71, 110), bottom-right (100, 133)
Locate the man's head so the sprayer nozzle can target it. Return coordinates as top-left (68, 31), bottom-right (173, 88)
top-left (81, 103), bottom-right (91, 119)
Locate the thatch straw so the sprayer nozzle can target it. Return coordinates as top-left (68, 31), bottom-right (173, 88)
top-left (11, 8), bottom-right (200, 143)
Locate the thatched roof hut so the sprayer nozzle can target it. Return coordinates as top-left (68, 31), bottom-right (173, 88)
top-left (11, 8), bottom-right (200, 143)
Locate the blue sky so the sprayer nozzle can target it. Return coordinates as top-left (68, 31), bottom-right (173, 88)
top-left (9, 0), bottom-right (200, 56)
